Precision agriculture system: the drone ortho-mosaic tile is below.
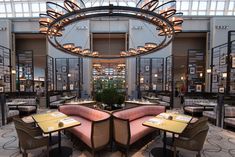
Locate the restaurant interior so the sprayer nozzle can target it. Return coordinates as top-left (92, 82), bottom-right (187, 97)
top-left (0, 0), bottom-right (235, 157)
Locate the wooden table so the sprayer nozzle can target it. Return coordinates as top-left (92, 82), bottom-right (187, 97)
top-left (143, 113), bottom-right (192, 157)
top-left (32, 111), bottom-right (67, 123)
top-left (33, 112), bottom-right (80, 157)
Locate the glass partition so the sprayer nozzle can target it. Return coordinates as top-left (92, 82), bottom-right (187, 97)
top-left (136, 57), bottom-right (164, 98)
top-left (0, 45), bottom-right (11, 92)
top-left (16, 51), bottom-right (34, 92)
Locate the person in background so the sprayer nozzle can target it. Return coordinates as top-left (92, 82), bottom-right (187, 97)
top-left (175, 87), bottom-right (179, 97)
top-left (35, 85), bottom-right (41, 104)
top-left (180, 84), bottom-right (186, 104)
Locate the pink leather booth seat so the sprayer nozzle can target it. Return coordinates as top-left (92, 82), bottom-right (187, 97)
top-left (112, 105), bottom-right (165, 153)
top-left (59, 105), bottom-right (111, 155)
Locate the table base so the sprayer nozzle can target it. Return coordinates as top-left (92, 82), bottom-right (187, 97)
top-left (49, 146), bottom-right (72, 157)
top-left (150, 147), bottom-right (178, 157)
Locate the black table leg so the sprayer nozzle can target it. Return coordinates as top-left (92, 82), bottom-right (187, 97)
top-left (58, 131), bottom-right (61, 150)
top-left (150, 131), bottom-right (177, 157)
top-left (49, 130), bottom-right (72, 157)
top-left (163, 131), bottom-right (166, 156)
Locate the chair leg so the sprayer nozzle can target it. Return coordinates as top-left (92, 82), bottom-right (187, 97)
top-left (196, 151), bottom-right (201, 157)
top-left (46, 144), bottom-right (50, 157)
top-left (19, 141), bottom-right (22, 153)
top-left (23, 149), bottom-right (27, 157)
top-left (174, 146), bottom-right (176, 157)
top-left (92, 150), bottom-right (95, 157)
top-left (125, 147), bottom-right (129, 157)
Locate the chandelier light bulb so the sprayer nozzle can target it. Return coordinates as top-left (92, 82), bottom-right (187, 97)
top-left (41, 0), bottom-right (183, 59)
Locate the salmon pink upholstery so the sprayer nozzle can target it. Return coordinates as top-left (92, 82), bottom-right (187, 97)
top-left (69, 116), bottom-right (92, 147)
top-left (129, 116), bottom-right (155, 144)
top-left (59, 105), bottom-right (110, 121)
top-left (113, 105), bottom-right (165, 121)
top-left (113, 105), bottom-right (165, 147)
top-left (59, 105), bottom-right (111, 151)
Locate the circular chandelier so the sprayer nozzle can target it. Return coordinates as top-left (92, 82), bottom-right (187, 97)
top-left (39, 0), bottom-right (183, 59)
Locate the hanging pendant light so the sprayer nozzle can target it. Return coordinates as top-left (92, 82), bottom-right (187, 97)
top-left (40, 0), bottom-right (183, 59)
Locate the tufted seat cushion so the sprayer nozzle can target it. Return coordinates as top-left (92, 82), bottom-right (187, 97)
top-left (18, 106), bottom-right (37, 112)
top-left (7, 110), bottom-right (19, 118)
top-left (184, 106), bottom-right (204, 113)
top-left (225, 106), bottom-right (235, 118)
top-left (130, 116), bottom-right (154, 144)
top-left (11, 98), bottom-right (37, 113)
top-left (224, 118), bottom-right (235, 126)
top-left (203, 111), bottom-right (216, 119)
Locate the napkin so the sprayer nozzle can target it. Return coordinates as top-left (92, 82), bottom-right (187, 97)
top-left (175, 116), bottom-right (191, 122)
top-left (159, 113), bottom-right (173, 120)
top-left (60, 118), bottom-right (77, 124)
top-left (147, 118), bottom-right (163, 125)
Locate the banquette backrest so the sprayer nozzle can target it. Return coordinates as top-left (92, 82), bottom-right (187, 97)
top-left (59, 105), bottom-right (110, 121)
top-left (112, 105), bottom-right (166, 121)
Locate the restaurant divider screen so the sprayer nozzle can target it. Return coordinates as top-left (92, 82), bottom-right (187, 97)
top-left (211, 43), bottom-right (227, 93)
top-left (210, 31), bottom-right (235, 94)
top-left (228, 31), bottom-right (235, 94)
top-left (16, 51), bottom-right (34, 92)
top-left (55, 58), bottom-right (82, 96)
top-left (0, 45), bottom-right (11, 92)
top-left (165, 55), bottom-right (174, 107)
top-left (136, 57), bottom-right (164, 98)
top-left (165, 55), bottom-right (173, 92)
top-left (46, 55), bottom-right (54, 92)
top-left (187, 49), bottom-right (206, 93)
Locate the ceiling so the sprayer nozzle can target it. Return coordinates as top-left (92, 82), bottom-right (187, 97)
top-left (0, 0), bottom-right (234, 18)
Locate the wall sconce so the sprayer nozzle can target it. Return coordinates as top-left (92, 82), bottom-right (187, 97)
top-left (180, 76), bottom-right (184, 80)
top-left (11, 69), bottom-right (16, 74)
top-left (222, 73), bottom-right (227, 78)
top-left (132, 26), bottom-right (143, 30)
top-left (154, 74), bottom-right (158, 77)
top-left (206, 69), bottom-right (211, 73)
top-left (68, 73), bottom-right (71, 77)
top-left (200, 73), bottom-right (203, 77)
top-left (76, 26), bottom-right (88, 30)
top-left (0, 27), bottom-right (7, 31)
top-left (0, 79), bottom-right (4, 93)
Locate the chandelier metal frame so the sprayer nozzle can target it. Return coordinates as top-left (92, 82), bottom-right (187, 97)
top-left (39, 0), bottom-right (183, 59)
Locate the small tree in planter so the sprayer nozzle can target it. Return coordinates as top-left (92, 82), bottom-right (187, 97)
top-left (97, 88), bottom-right (125, 110)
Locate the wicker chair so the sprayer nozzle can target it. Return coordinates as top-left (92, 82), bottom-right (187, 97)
top-left (181, 116), bottom-right (208, 138)
top-left (13, 117), bottom-right (58, 150)
top-left (13, 118), bottom-right (49, 157)
top-left (173, 124), bottom-right (209, 157)
top-left (166, 117), bottom-right (208, 147)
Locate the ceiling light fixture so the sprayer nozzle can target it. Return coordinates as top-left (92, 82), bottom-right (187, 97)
top-left (39, 0), bottom-right (183, 59)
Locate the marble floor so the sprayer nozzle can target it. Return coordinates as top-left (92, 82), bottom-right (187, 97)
top-left (0, 121), bottom-right (235, 157)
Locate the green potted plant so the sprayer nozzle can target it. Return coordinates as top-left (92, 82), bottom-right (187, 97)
top-left (95, 87), bottom-right (125, 110)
